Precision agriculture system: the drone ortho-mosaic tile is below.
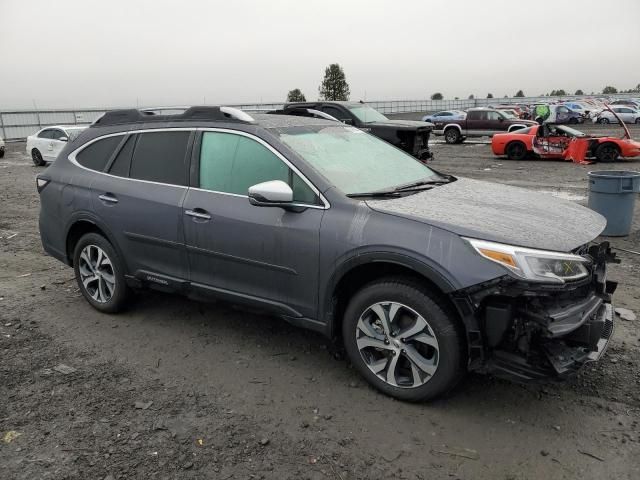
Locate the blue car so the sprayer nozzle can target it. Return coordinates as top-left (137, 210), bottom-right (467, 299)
top-left (422, 110), bottom-right (466, 122)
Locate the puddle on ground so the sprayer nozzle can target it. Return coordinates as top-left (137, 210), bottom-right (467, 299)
top-left (535, 189), bottom-right (587, 202)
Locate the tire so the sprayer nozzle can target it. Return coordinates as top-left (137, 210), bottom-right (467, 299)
top-left (595, 143), bottom-right (620, 163)
top-left (0, 148), bottom-right (4, 159)
top-left (31, 149), bottom-right (45, 166)
top-left (635, 118), bottom-right (640, 124)
top-left (444, 128), bottom-right (461, 144)
top-left (569, 117), bottom-right (578, 124)
top-left (598, 118), bottom-right (609, 124)
top-left (341, 277), bottom-right (466, 402)
top-left (73, 233), bottom-right (130, 313)
top-left (506, 141), bottom-right (527, 160)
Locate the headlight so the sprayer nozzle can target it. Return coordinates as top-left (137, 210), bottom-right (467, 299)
top-left (465, 238), bottom-right (590, 284)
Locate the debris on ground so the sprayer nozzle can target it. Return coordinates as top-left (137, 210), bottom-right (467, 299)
top-left (2, 431), bottom-right (22, 444)
top-left (615, 307), bottom-right (636, 321)
top-left (52, 364), bottom-right (77, 375)
top-left (134, 401), bottom-right (153, 410)
top-left (431, 445), bottom-right (480, 460)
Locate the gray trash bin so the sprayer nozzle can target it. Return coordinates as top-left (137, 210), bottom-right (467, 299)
top-left (587, 170), bottom-right (640, 236)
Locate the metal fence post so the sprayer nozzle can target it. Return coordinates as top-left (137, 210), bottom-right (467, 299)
top-left (0, 112), bottom-right (5, 141)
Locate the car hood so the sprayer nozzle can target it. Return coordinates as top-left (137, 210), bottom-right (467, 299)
top-left (365, 119), bottom-right (435, 130)
top-left (366, 177), bottom-right (606, 252)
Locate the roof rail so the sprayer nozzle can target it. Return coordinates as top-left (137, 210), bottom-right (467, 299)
top-left (91, 106), bottom-right (255, 127)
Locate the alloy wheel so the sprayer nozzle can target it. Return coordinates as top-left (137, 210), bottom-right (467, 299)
top-left (78, 245), bottom-right (116, 303)
top-left (356, 301), bottom-right (439, 388)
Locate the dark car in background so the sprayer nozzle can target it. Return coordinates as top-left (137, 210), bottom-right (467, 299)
top-left (275, 101), bottom-right (434, 161)
top-left (37, 106), bottom-right (617, 402)
top-left (433, 107), bottom-right (537, 144)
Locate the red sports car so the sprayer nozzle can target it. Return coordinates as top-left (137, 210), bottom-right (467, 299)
top-left (491, 124), bottom-right (640, 163)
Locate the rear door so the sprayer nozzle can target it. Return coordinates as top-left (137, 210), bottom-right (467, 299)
top-left (87, 129), bottom-right (193, 284)
top-left (35, 129), bottom-right (55, 161)
top-left (182, 129), bottom-right (325, 319)
top-left (465, 110), bottom-right (486, 134)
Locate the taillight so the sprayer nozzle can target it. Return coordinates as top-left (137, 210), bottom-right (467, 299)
top-left (36, 176), bottom-right (50, 193)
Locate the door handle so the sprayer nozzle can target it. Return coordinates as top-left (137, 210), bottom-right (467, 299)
top-left (185, 209), bottom-right (211, 220)
top-left (98, 193), bottom-right (118, 204)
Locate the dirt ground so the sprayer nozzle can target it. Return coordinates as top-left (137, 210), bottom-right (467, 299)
top-left (1, 123), bottom-right (640, 480)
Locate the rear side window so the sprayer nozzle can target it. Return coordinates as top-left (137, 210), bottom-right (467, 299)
top-left (38, 129), bottom-right (53, 139)
top-left (108, 135), bottom-right (135, 177)
top-left (199, 132), bottom-right (319, 204)
top-left (76, 136), bottom-right (123, 171)
top-left (129, 131), bottom-right (190, 186)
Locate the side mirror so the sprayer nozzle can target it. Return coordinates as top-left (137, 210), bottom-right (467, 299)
top-left (342, 118), bottom-right (354, 125)
top-left (248, 180), bottom-right (293, 208)
top-left (58, 136), bottom-right (68, 142)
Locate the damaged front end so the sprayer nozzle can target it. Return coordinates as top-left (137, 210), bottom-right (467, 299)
top-left (459, 242), bottom-right (618, 382)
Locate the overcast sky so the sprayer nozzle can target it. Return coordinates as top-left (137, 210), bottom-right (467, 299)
top-left (1, 0), bottom-right (639, 109)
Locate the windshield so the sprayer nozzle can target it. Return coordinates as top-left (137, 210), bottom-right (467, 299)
top-left (347, 105), bottom-right (389, 123)
top-left (555, 125), bottom-right (586, 137)
top-left (275, 125), bottom-right (440, 195)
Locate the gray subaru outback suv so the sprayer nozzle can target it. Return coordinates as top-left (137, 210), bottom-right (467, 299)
top-left (37, 106), bottom-right (617, 401)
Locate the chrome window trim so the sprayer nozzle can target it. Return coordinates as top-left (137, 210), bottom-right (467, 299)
top-left (197, 127), bottom-right (330, 209)
top-left (68, 127), bottom-right (330, 209)
top-left (68, 128), bottom-right (193, 189)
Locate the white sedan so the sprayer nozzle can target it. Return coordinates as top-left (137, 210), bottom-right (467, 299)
top-left (26, 125), bottom-right (86, 166)
top-left (595, 106), bottom-right (640, 125)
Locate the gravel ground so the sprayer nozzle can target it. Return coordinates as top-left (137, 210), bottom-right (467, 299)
top-left (1, 124), bottom-right (640, 479)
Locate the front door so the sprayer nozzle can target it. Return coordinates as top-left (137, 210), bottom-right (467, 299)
top-left (182, 129), bottom-right (325, 319)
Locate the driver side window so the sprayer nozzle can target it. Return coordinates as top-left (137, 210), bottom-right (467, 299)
top-left (199, 132), bottom-right (319, 205)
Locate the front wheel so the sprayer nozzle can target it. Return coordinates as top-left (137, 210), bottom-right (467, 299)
top-left (32, 149), bottom-right (45, 166)
top-left (73, 233), bottom-right (130, 313)
top-left (598, 118), bottom-right (609, 124)
top-left (444, 128), bottom-right (461, 144)
top-left (342, 277), bottom-right (466, 402)
top-left (635, 118), bottom-right (640, 124)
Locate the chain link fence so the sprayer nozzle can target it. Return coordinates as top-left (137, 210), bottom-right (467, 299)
top-left (2, 94), bottom-right (638, 141)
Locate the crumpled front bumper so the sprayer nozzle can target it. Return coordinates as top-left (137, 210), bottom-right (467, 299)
top-left (463, 241), bottom-right (618, 383)
top-left (488, 301), bottom-right (614, 382)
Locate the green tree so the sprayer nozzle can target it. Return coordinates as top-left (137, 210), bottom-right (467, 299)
top-left (550, 89), bottom-right (566, 96)
top-left (487, 93), bottom-right (493, 99)
top-left (602, 86), bottom-right (618, 94)
top-left (286, 88), bottom-right (306, 102)
top-left (468, 94), bottom-right (474, 99)
top-left (515, 90), bottom-right (525, 97)
top-left (318, 64), bottom-right (350, 101)
top-left (574, 89), bottom-right (584, 95)
top-left (431, 92), bottom-right (443, 100)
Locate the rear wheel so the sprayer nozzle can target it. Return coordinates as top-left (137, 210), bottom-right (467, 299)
top-left (342, 277), bottom-right (466, 402)
top-left (0, 148), bottom-right (4, 159)
top-left (444, 128), bottom-right (461, 144)
top-left (31, 149), bottom-right (45, 166)
top-left (595, 143), bottom-right (620, 163)
top-left (506, 141), bottom-right (527, 160)
top-left (73, 233), bottom-right (130, 313)
top-left (569, 117), bottom-right (578, 124)
top-left (635, 118), bottom-right (640, 124)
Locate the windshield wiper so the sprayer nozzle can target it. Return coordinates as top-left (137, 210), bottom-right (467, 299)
top-left (393, 178), bottom-right (452, 192)
top-left (346, 190), bottom-right (402, 198)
